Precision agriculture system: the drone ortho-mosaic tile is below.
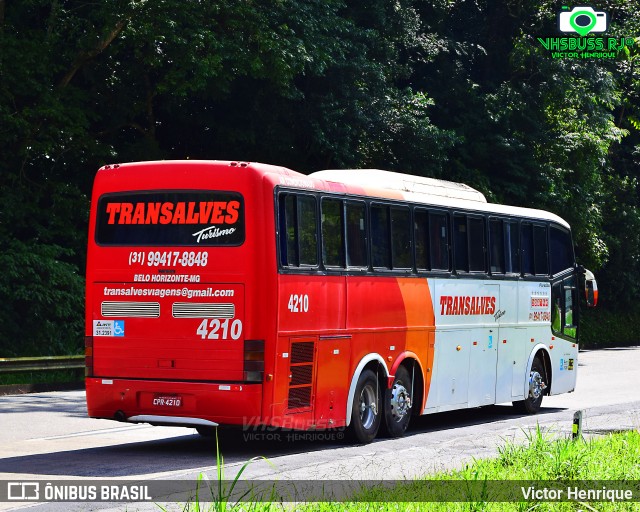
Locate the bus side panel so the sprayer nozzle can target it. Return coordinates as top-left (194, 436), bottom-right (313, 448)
top-left (516, 280), bottom-right (577, 395)
top-left (346, 277), bottom-right (409, 331)
top-left (397, 278), bottom-right (435, 411)
top-left (314, 336), bottom-right (351, 428)
top-left (269, 275), bottom-right (345, 430)
top-left (548, 339), bottom-right (578, 395)
top-left (426, 278), bottom-right (501, 412)
top-left (278, 275), bottom-right (346, 333)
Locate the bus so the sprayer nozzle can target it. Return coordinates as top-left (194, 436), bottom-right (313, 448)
top-left (85, 160), bottom-right (598, 443)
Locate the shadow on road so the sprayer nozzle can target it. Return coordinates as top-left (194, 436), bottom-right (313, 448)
top-left (408, 403), bottom-right (564, 435)
top-left (0, 403), bottom-right (566, 477)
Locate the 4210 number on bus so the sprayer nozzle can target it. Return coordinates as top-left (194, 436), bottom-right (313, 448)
top-left (196, 319), bottom-right (243, 340)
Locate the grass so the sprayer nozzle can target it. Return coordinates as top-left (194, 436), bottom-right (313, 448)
top-left (159, 430), bottom-right (277, 512)
top-left (327, 428), bottom-right (640, 511)
top-left (175, 427), bottom-right (640, 511)
top-left (0, 368), bottom-right (83, 386)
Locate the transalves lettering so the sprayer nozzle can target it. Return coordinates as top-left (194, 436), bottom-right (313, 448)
top-left (104, 201), bottom-right (240, 225)
top-left (439, 295), bottom-right (496, 316)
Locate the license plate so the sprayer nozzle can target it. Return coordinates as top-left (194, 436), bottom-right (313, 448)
top-left (152, 395), bottom-right (182, 408)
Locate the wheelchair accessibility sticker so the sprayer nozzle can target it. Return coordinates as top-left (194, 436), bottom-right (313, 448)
top-left (113, 321), bottom-right (125, 337)
top-left (93, 320), bottom-right (125, 337)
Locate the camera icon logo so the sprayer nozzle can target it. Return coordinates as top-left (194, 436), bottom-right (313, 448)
top-left (558, 6), bottom-right (608, 36)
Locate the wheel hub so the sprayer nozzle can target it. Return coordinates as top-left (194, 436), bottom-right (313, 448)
top-left (359, 384), bottom-right (378, 429)
top-left (529, 370), bottom-right (546, 399)
top-left (389, 383), bottom-right (411, 422)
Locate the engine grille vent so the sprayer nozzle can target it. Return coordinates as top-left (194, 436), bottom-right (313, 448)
top-left (287, 387), bottom-right (312, 410)
top-left (287, 340), bottom-right (315, 410)
top-left (101, 301), bottom-right (160, 318)
top-left (291, 342), bottom-right (314, 364)
top-left (172, 303), bottom-right (235, 319)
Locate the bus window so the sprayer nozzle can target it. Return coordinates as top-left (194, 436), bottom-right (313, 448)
top-left (346, 201), bottom-right (367, 268)
top-left (551, 281), bottom-right (562, 333)
top-left (280, 194), bottom-right (298, 267)
top-left (550, 225), bottom-right (574, 275)
top-left (371, 204), bottom-right (391, 269)
top-left (563, 275), bottom-right (578, 338)
top-left (534, 225), bottom-right (549, 276)
top-left (521, 223), bottom-right (534, 275)
top-left (454, 215), bottom-right (468, 272)
top-left (321, 198), bottom-right (344, 268)
top-left (279, 194), bottom-right (318, 267)
top-left (298, 196), bottom-right (318, 266)
top-left (504, 221), bottom-right (520, 274)
top-left (552, 275), bottom-right (578, 339)
top-left (430, 212), bottom-right (449, 271)
top-left (414, 209), bottom-right (429, 271)
top-left (468, 216), bottom-right (486, 272)
top-left (489, 219), bottom-right (505, 274)
top-left (391, 207), bottom-right (411, 269)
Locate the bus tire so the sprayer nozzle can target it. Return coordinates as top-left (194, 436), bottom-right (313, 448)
top-left (348, 369), bottom-right (381, 444)
top-left (196, 426), bottom-right (216, 437)
top-left (381, 365), bottom-right (413, 438)
top-left (513, 357), bottom-right (546, 414)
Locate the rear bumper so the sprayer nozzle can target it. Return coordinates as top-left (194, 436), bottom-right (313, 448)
top-left (86, 378), bottom-right (262, 427)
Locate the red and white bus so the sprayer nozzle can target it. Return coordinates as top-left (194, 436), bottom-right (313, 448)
top-left (85, 161), bottom-right (597, 443)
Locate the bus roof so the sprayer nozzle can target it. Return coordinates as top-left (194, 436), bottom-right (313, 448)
top-left (98, 161), bottom-right (570, 230)
top-left (311, 169), bottom-right (488, 203)
top-left (308, 168), bottom-right (570, 229)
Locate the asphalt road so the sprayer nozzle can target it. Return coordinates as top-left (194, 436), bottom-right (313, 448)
top-left (1, 347), bottom-right (639, 511)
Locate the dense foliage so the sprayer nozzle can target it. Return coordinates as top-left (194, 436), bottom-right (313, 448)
top-left (1, 0), bottom-right (638, 355)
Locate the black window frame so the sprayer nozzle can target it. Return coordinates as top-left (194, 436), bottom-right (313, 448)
top-left (345, 200), bottom-right (369, 270)
top-left (551, 274), bottom-right (579, 341)
top-left (453, 213), bottom-right (486, 275)
top-left (390, 205), bottom-right (413, 271)
top-left (429, 209), bottom-right (451, 273)
top-left (370, 202), bottom-right (392, 270)
top-left (549, 224), bottom-right (575, 277)
top-left (277, 192), bottom-right (319, 269)
top-left (533, 224), bottom-right (549, 276)
top-left (504, 219), bottom-right (521, 276)
top-left (489, 217), bottom-right (505, 275)
top-left (321, 196), bottom-right (346, 270)
top-left (275, 188), bottom-right (569, 283)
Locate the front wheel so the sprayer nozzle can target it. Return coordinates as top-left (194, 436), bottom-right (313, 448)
top-left (381, 365), bottom-right (413, 438)
top-left (348, 369), bottom-right (381, 444)
top-left (513, 357), bottom-right (547, 414)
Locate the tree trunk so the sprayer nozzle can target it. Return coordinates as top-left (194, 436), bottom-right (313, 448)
top-left (57, 17), bottom-right (129, 89)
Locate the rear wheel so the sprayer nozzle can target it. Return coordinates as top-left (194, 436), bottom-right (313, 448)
top-left (348, 369), bottom-right (381, 444)
top-left (381, 365), bottom-right (413, 438)
top-left (196, 426), bottom-right (216, 437)
top-left (513, 357), bottom-right (547, 414)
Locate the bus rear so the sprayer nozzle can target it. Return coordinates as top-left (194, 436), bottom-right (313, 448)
top-left (85, 161), bottom-right (277, 429)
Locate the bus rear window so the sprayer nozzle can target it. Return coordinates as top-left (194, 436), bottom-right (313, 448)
top-left (96, 191), bottom-right (245, 246)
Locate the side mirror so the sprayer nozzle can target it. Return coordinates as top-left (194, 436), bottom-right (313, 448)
top-left (583, 269), bottom-right (598, 307)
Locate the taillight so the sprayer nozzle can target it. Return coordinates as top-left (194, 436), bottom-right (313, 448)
top-left (244, 340), bottom-right (264, 383)
top-left (85, 336), bottom-right (94, 377)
